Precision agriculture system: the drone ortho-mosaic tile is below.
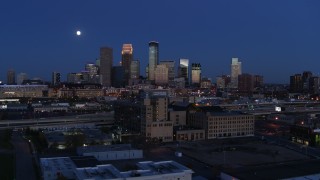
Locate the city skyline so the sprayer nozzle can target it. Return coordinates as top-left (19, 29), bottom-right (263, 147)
top-left (1, 1), bottom-right (320, 83)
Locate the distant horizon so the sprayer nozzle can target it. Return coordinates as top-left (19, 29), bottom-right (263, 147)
top-left (1, 1), bottom-right (320, 84)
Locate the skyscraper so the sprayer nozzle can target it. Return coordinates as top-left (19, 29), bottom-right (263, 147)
top-left (121, 44), bottom-right (133, 85)
top-left (85, 63), bottom-right (99, 77)
top-left (111, 66), bottom-right (125, 88)
top-left (178, 59), bottom-right (189, 86)
top-left (253, 75), bottom-right (264, 88)
top-left (148, 41), bottom-right (159, 81)
top-left (100, 47), bottom-right (113, 87)
top-left (238, 73), bottom-right (254, 93)
top-left (155, 64), bottom-right (169, 85)
top-left (191, 63), bottom-right (201, 85)
top-left (130, 60), bottom-right (140, 79)
top-left (17, 73), bottom-right (28, 85)
top-left (290, 74), bottom-right (303, 93)
top-left (231, 58), bottom-right (242, 88)
top-left (141, 90), bottom-right (173, 142)
top-left (52, 72), bottom-right (61, 86)
top-left (7, 69), bottom-right (16, 85)
top-left (160, 60), bottom-right (175, 83)
top-left (302, 71), bottom-right (312, 92)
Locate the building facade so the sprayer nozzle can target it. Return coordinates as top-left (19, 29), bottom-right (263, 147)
top-left (7, 69), bottom-right (16, 85)
top-left (52, 72), bottom-right (61, 86)
top-left (154, 64), bottom-right (169, 86)
top-left (0, 85), bottom-right (48, 98)
top-left (290, 74), bottom-right (303, 93)
top-left (230, 58), bottom-right (242, 88)
top-left (191, 63), bottom-right (201, 86)
top-left (238, 73), bottom-right (254, 93)
top-left (100, 47), bottom-right (113, 87)
top-left (130, 60), bottom-right (140, 80)
top-left (111, 66), bottom-right (125, 88)
top-left (188, 111), bottom-right (254, 139)
top-left (148, 41), bottom-right (159, 81)
top-left (141, 90), bottom-right (173, 142)
top-left (160, 60), bottom-right (175, 85)
top-left (17, 73), bottom-right (28, 85)
top-left (121, 44), bottom-right (133, 85)
top-left (178, 59), bottom-right (189, 86)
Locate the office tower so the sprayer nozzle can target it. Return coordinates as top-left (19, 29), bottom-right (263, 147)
top-left (216, 75), bottom-right (231, 89)
top-left (148, 41), bottom-right (159, 81)
top-left (231, 58), bottom-right (242, 88)
top-left (200, 77), bottom-right (212, 88)
top-left (145, 66), bottom-right (149, 80)
top-left (85, 63), bottom-right (100, 84)
top-left (290, 74), bottom-right (303, 93)
top-left (7, 69), bottom-right (16, 85)
top-left (112, 66), bottom-right (125, 88)
top-left (85, 63), bottom-right (99, 76)
top-left (52, 72), bottom-right (61, 86)
top-left (121, 44), bottom-right (133, 85)
top-left (309, 77), bottom-right (320, 94)
top-left (178, 59), bottom-right (189, 86)
top-left (302, 71), bottom-right (313, 92)
top-left (100, 47), bottom-right (113, 87)
top-left (191, 63), bottom-right (201, 85)
top-left (253, 75), bottom-right (264, 88)
top-left (95, 58), bottom-right (100, 67)
top-left (216, 76), bottom-right (225, 89)
top-left (130, 60), bottom-right (140, 79)
top-left (160, 60), bottom-right (175, 84)
top-left (141, 90), bottom-right (173, 142)
top-left (67, 73), bottom-right (84, 84)
top-left (17, 73), bottom-right (28, 85)
top-left (155, 64), bottom-right (169, 85)
top-left (238, 73), bottom-right (254, 93)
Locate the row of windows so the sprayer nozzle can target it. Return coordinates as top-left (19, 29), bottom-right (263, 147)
top-left (209, 125), bottom-right (254, 129)
top-left (208, 132), bottom-right (253, 138)
top-left (209, 120), bottom-right (254, 125)
top-left (147, 123), bottom-right (173, 127)
top-left (208, 128), bottom-right (254, 133)
top-left (209, 116), bottom-right (253, 121)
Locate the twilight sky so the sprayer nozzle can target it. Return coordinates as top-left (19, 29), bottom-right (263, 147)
top-left (0, 0), bottom-right (320, 84)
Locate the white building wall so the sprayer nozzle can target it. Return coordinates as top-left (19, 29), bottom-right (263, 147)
top-left (83, 150), bottom-right (143, 161)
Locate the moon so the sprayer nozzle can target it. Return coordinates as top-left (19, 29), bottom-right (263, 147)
top-left (76, 30), bottom-right (81, 36)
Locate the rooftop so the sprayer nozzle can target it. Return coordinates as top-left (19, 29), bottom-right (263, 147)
top-left (224, 159), bottom-right (320, 180)
top-left (40, 157), bottom-right (193, 180)
top-left (77, 144), bottom-right (136, 154)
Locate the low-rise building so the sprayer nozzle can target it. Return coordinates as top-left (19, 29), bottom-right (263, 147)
top-left (189, 110), bottom-right (254, 139)
top-left (40, 157), bottom-right (193, 180)
top-left (0, 85), bottom-right (48, 98)
top-left (77, 144), bottom-right (143, 161)
top-left (173, 127), bottom-right (205, 141)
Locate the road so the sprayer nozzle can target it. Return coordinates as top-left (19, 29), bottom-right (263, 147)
top-left (11, 131), bottom-right (37, 180)
top-left (255, 132), bottom-right (320, 158)
top-left (0, 112), bottom-right (115, 129)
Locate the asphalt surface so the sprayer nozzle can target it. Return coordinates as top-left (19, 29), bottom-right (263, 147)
top-left (11, 131), bottom-right (36, 180)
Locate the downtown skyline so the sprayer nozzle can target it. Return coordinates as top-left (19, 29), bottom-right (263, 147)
top-left (1, 0), bottom-right (320, 83)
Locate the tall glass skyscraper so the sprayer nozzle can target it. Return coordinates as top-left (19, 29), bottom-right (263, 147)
top-left (178, 59), bottom-right (189, 86)
top-left (231, 58), bottom-right (242, 88)
top-left (148, 41), bottom-right (159, 81)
